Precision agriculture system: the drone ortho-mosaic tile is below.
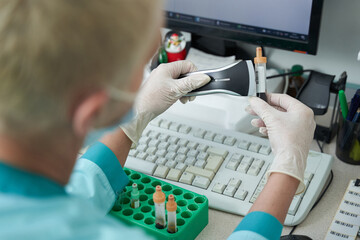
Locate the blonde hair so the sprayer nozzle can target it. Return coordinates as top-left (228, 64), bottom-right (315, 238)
top-left (0, 0), bottom-right (162, 137)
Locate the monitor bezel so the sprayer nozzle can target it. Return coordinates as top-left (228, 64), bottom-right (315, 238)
top-left (165, 0), bottom-right (324, 55)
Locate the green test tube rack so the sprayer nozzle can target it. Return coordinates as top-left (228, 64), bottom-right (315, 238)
top-left (110, 168), bottom-right (209, 240)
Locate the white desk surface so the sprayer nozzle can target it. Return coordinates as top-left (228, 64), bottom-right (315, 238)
top-left (196, 140), bottom-right (360, 240)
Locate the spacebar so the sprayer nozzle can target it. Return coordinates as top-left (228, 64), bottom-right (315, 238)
top-left (124, 158), bottom-right (156, 175)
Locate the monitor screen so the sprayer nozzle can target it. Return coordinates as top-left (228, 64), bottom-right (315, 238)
top-left (164, 0), bottom-right (324, 55)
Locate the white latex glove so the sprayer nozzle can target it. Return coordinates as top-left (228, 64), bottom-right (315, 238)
top-left (121, 60), bottom-right (210, 146)
top-left (246, 93), bottom-right (316, 194)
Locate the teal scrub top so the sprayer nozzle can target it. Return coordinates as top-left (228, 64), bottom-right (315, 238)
top-left (0, 142), bottom-right (282, 240)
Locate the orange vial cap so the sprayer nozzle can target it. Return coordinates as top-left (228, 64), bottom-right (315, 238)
top-left (254, 47), bottom-right (267, 64)
top-left (166, 194), bottom-right (177, 212)
top-left (153, 185), bottom-right (165, 204)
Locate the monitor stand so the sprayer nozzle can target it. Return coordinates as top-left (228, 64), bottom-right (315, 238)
top-left (191, 33), bottom-right (252, 60)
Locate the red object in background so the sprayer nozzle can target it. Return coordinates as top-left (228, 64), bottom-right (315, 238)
top-left (164, 31), bottom-right (187, 62)
top-left (166, 48), bottom-right (187, 62)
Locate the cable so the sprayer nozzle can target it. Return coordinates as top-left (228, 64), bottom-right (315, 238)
top-left (289, 139), bottom-right (334, 235)
top-left (316, 137), bottom-right (324, 153)
top-left (267, 70), bottom-right (312, 79)
top-left (289, 225), bottom-right (298, 235)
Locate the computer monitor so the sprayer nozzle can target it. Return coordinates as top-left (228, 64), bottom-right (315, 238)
top-left (164, 0), bottom-right (324, 56)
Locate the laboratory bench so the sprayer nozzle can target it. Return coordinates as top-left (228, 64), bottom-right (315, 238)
top-left (196, 139), bottom-right (360, 240)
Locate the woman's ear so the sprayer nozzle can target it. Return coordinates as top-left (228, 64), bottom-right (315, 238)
top-left (71, 90), bottom-right (108, 137)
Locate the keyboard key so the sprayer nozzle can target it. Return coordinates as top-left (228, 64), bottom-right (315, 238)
top-left (259, 145), bottom-right (271, 155)
top-left (136, 152), bottom-right (148, 160)
top-left (158, 134), bottom-right (170, 142)
top-left (207, 147), bottom-right (228, 158)
top-left (168, 145), bottom-right (179, 153)
top-left (125, 158), bottom-right (157, 175)
top-left (247, 165), bottom-right (260, 176)
top-left (248, 143), bottom-right (261, 153)
top-left (158, 142), bottom-right (170, 150)
top-left (226, 159), bottom-right (240, 171)
top-left (238, 140), bottom-right (250, 150)
top-left (139, 137), bottom-right (151, 145)
top-left (179, 125), bottom-right (191, 134)
top-left (166, 169), bottom-right (182, 181)
top-left (192, 176), bottom-right (210, 189)
top-left (148, 139), bottom-right (160, 148)
top-left (224, 137), bottom-right (236, 146)
top-left (214, 134), bottom-right (226, 143)
top-left (231, 153), bottom-right (243, 161)
top-left (197, 144), bottom-right (208, 152)
top-left (304, 172), bottom-right (314, 181)
top-left (193, 129), bottom-right (206, 138)
top-left (166, 160), bottom-right (177, 168)
top-left (253, 189), bottom-right (262, 198)
top-left (150, 118), bottom-right (162, 127)
top-left (154, 165), bottom-right (170, 178)
top-left (249, 191), bottom-right (260, 203)
top-left (187, 141), bottom-right (199, 149)
top-left (223, 186), bottom-right (236, 197)
top-left (169, 122), bottom-right (181, 132)
top-left (178, 139), bottom-right (189, 147)
top-left (258, 179), bottom-right (266, 189)
top-left (187, 150), bottom-right (199, 158)
top-left (155, 149), bottom-right (167, 158)
top-left (228, 178), bottom-right (241, 188)
top-left (197, 152), bottom-right (209, 161)
top-left (164, 152), bottom-right (176, 159)
top-left (237, 162), bottom-right (250, 173)
top-left (288, 196), bottom-right (301, 215)
top-left (128, 149), bottom-right (138, 157)
top-left (205, 155), bottom-right (224, 172)
top-left (148, 131), bottom-right (160, 139)
top-left (178, 147), bottom-right (189, 155)
top-left (185, 157), bottom-right (196, 166)
top-left (194, 160), bottom-right (206, 168)
top-left (212, 183), bottom-right (226, 194)
top-left (160, 120), bottom-right (171, 129)
top-left (234, 189), bottom-right (248, 200)
top-left (137, 144), bottom-right (147, 152)
top-left (179, 172), bottom-right (194, 184)
top-left (175, 154), bottom-right (186, 163)
top-left (155, 158), bottom-right (167, 165)
top-left (185, 166), bottom-right (215, 180)
top-left (241, 156), bottom-right (253, 164)
top-left (252, 159), bottom-right (264, 168)
top-left (175, 163), bottom-right (187, 172)
top-left (204, 132), bottom-right (216, 141)
top-left (168, 136), bottom-right (179, 144)
top-left (146, 147), bottom-right (157, 155)
top-left (146, 155), bottom-right (157, 163)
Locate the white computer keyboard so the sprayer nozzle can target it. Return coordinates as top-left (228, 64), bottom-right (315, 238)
top-left (125, 112), bottom-right (333, 226)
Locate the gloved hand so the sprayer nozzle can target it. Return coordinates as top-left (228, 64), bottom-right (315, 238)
top-left (121, 60), bottom-right (210, 146)
top-left (246, 93), bottom-right (316, 194)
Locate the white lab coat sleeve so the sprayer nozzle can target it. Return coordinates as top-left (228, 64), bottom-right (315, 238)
top-left (66, 142), bottom-right (129, 215)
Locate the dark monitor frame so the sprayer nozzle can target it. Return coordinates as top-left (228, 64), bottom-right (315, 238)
top-left (166, 0), bottom-right (324, 55)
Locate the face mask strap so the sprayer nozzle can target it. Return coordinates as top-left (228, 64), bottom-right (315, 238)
top-left (107, 86), bottom-right (137, 103)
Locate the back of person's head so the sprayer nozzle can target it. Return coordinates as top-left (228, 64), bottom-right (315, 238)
top-left (0, 0), bottom-right (162, 138)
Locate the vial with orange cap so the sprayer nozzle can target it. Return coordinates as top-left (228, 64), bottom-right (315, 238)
top-left (166, 194), bottom-right (177, 233)
top-left (153, 185), bottom-right (166, 229)
top-left (254, 47), bottom-right (267, 102)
